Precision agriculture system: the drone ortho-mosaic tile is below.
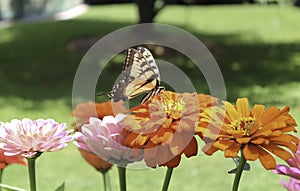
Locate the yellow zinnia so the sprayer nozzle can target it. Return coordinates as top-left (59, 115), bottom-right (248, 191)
top-left (197, 98), bottom-right (298, 170)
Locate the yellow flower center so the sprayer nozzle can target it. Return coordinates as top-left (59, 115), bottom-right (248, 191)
top-left (229, 117), bottom-right (256, 136)
top-left (164, 99), bottom-right (184, 119)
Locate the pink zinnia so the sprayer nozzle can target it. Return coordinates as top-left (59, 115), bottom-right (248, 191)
top-left (280, 178), bottom-right (300, 191)
top-left (74, 114), bottom-right (143, 167)
top-left (273, 137), bottom-right (300, 190)
top-left (0, 118), bottom-right (73, 158)
top-left (273, 141), bottom-right (300, 179)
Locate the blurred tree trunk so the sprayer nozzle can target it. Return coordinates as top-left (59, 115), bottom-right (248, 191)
top-left (0, 2), bottom-right (2, 20)
top-left (295, 0), bottom-right (300, 7)
top-left (10, 0), bottom-right (25, 20)
top-left (136, 0), bottom-right (165, 23)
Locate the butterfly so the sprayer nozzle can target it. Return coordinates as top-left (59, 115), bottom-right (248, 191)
top-left (107, 46), bottom-right (164, 104)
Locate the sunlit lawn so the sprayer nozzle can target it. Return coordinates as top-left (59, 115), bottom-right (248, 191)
top-left (0, 3), bottom-right (300, 190)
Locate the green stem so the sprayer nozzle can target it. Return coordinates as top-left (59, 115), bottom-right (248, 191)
top-left (27, 158), bottom-right (37, 191)
top-left (106, 171), bottom-right (112, 191)
top-left (162, 168), bottom-right (173, 191)
top-left (0, 169), bottom-right (3, 191)
top-left (232, 152), bottom-right (246, 191)
top-left (102, 172), bottom-right (109, 191)
top-left (117, 166), bottom-right (126, 191)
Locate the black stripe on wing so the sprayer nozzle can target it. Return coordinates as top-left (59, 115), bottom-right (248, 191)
top-left (108, 46), bottom-right (164, 103)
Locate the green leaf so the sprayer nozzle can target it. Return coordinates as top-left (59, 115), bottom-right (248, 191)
top-left (0, 183), bottom-right (27, 191)
top-left (54, 182), bottom-right (65, 191)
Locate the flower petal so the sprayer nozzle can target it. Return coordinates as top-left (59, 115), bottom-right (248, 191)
top-left (223, 101), bottom-right (239, 122)
top-left (183, 136), bottom-right (198, 158)
top-left (243, 144), bottom-right (259, 161)
top-left (224, 142), bottom-right (240, 158)
top-left (236, 98), bottom-right (249, 117)
top-left (258, 147), bottom-right (276, 170)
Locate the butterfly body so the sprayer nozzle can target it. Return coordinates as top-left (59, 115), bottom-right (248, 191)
top-left (108, 46), bottom-right (164, 104)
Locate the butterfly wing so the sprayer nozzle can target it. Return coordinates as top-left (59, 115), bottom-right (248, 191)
top-left (124, 47), bottom-right (161, 99)
top-left (137, 46), bottom-right (161, 81)
top-left (108, 46), bottom-right (163, 103)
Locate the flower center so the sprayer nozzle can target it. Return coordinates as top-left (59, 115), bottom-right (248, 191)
top-left (229, 117), bottom-right (256, 136)
top-left (164, 99), bottom-right (184, 119)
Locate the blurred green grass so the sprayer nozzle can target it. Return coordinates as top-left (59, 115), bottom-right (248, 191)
top-left (0, 3), bottom-right (300, 191)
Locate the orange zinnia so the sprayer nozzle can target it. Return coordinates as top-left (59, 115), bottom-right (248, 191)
top-left (197, 98), bottom-right (299, 170)
top-left (0, 149), bottom-right (26, 169)
top-left (122, 90), bottom-right (219, 168)
top-left (78, 148), bottom-right (112, 173)
top-left (72, 101), bottom-right (128, 130)
top-left (72, 100), bottom-right (128, 172)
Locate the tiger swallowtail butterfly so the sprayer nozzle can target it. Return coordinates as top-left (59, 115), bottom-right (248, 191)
top-left (107, 46), bottom-right (164, 104)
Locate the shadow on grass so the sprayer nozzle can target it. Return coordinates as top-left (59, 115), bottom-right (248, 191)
top-left (0, 19), bottom-right (132, 104)
top-left (212, 42), bottom-right (300, 101)
top-left (0, 18), bottom-right (299, 105)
